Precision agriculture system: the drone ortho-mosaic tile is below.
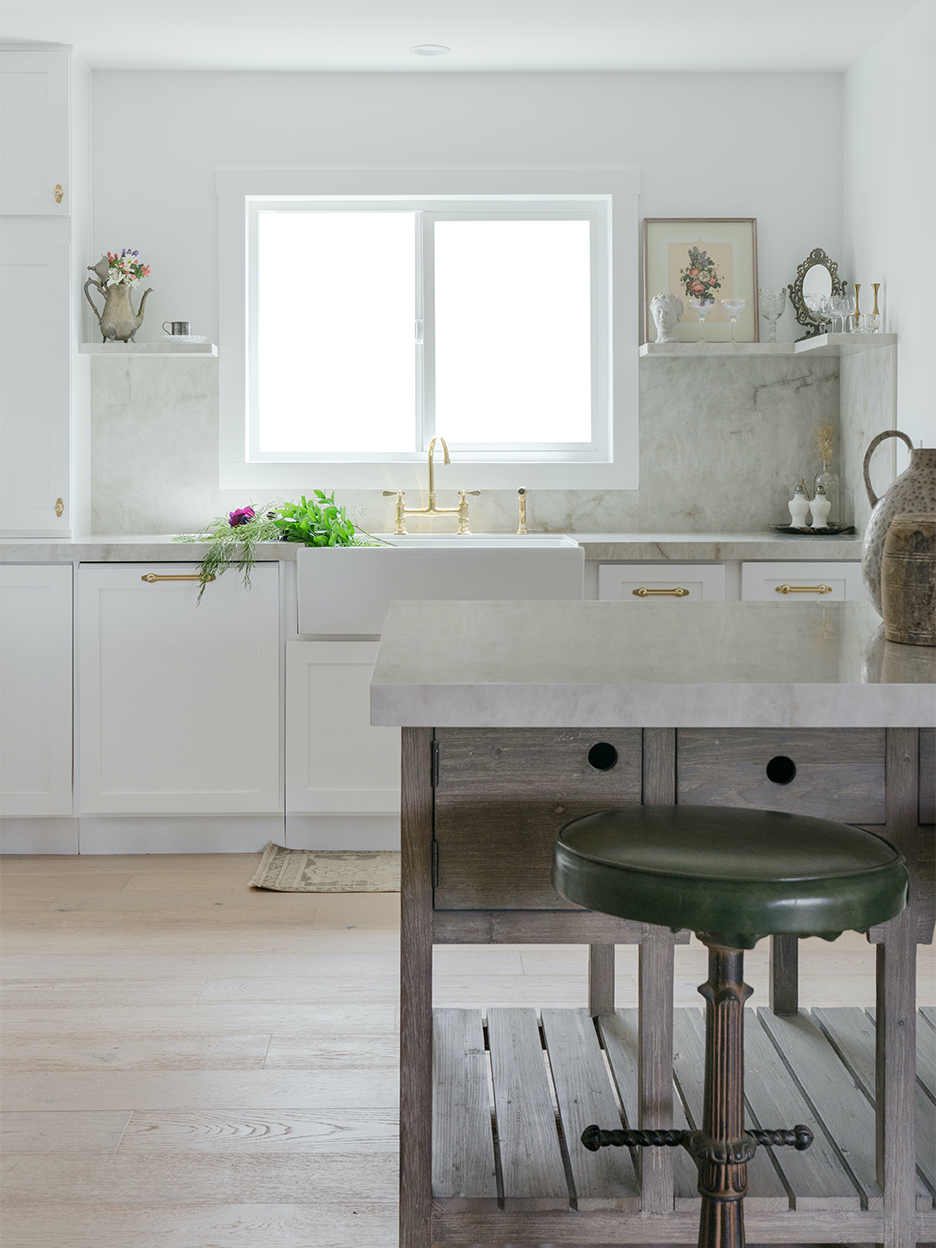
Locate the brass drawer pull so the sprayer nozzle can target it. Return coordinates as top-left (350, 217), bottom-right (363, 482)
top-left (141, 573), bottom-right (216, 583)
top-left (775, 583), bottom-right (832, 595)
top-left (632, 586), bottom-right (690, 598)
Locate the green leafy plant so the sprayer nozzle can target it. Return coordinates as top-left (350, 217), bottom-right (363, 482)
top-left (273, 492), bottom-right (361, 546)
top-left (174, 492), bottom-right (379, 601)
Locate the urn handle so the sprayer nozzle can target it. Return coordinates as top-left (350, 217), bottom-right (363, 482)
top-left (862, 429), bottom-right (914, 508)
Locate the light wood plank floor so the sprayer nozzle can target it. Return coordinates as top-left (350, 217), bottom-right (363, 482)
top-left (1, 853), bottom-right (933, 1248)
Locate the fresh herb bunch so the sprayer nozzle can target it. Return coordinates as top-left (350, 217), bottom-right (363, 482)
top-left (273, 491), bottom-right (361, 546)
top-left (174, 492), bottom-right (377, 601)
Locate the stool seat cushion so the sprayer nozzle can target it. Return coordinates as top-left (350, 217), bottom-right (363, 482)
top-left (553, 806), bottom-right (908, 949)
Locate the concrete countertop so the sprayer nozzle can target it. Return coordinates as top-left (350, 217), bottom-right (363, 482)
top-left (371, 600), bottom-right (934, 729)
top-left (1, 531), bottom-right (865, 563)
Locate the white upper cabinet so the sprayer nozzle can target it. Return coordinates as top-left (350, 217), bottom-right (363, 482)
top-left (0, 564), bottom-right (74, 817)
top-left (0, 50), bottom-right (70, 216)
top-left (78, 564), bottom-right (282, 815)
top-left (0, 239), bottom-right (71, 534)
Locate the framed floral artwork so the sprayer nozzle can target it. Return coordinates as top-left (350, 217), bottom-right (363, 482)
top-left (643, 218), bottom-right (759, 343)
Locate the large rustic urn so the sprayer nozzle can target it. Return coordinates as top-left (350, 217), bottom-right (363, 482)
top-left (861, 430), bottom-right (936, 615)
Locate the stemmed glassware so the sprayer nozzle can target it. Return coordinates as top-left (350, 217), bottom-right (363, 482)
top-left (688, 297), bottom-right (715, 345)
top-left (758, 287), bottom-right (786, 343)
top-left (719, 298), bottom-right (747, 343)
top-left (828, 294), bottom-right (850, 334)
top-left (805, 293), bottom-right (833, 336)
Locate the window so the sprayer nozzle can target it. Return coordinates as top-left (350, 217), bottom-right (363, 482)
top-left (218, 168), bottom-right (639, 490)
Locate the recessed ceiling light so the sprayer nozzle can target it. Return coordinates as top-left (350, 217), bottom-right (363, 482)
top-left (410, 44), bottom-right (451, 57)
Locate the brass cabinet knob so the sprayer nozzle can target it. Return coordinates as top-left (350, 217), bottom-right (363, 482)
top-left (54, 184), bottom-right (64, 203)
top-left (54, 497), bottom-right (64, 517)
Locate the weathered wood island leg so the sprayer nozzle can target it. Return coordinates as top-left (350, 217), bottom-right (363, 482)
top-left (399, 727), bottom-right (434, 1248)
top-left (876, 728), bottom-right (920, 1248)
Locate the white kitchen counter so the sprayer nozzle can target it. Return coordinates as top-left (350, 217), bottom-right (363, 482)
top-left (0, 530), bottom-right (864, 563)
top-left (371, 599), bottom-right (935, 729)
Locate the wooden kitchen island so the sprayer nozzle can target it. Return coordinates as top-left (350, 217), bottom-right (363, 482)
top-left (370, 600), bottom-right (935, 1248)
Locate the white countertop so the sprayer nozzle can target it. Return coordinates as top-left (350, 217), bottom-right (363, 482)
top-left (370, 600), bottom-right (935, 729)
top-left (1, 531), bottom-right (864, 563)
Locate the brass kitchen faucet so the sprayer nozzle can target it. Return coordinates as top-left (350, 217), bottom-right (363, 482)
top-left (383, 436), bottom-right (480, 534)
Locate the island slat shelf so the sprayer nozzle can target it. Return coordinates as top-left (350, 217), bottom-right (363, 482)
top-left (431, 1005), bottom-right (936, 1241)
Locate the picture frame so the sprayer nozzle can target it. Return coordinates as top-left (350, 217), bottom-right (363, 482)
top-left (643, 218), bottom-right (759, 344)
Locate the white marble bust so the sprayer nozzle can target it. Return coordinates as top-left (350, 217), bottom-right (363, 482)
top-left (650, 291), bottom-right (684, 343)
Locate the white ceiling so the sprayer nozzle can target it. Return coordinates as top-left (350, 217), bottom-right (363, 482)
top-left (0, 0), bottom-right (919, 73)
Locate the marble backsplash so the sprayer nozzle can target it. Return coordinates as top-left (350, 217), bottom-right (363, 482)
top-left (90, 352), bottom-right (894, 537)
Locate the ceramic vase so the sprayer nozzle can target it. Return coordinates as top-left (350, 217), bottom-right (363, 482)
top-left (861, 430), bottom-right (936, 615)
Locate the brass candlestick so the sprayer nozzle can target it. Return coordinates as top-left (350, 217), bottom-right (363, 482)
top-left (854, 283), bottom-right (861, 317)
top-left (872, 283), bottom-right (881, 315)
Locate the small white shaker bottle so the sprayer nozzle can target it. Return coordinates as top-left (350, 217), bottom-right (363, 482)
top-left (788, 479), bottom-right (810, 528)
top-left (809, 483), bottom-right (832, 529)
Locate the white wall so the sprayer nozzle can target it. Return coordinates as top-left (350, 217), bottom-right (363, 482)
top-left (92, 71), bottom-right (843, 346)
top-left (844, 0), bottom-right (936, 450)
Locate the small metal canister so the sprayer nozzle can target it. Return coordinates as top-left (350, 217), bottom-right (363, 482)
top-left (881, 513), bottom-right (936, 646)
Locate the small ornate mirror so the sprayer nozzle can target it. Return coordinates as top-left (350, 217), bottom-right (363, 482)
top-left (788, 247), bottom-right (847, 340)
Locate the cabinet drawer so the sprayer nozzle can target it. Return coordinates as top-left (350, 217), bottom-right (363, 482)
top-left (598, 563), bottom-right (726, 603)
top-left (676, 728), bottom-right (885, 823)
top-left (741, 561), bottom-right (865, 602)
top-left (433, 728), bottom-right (642, 909)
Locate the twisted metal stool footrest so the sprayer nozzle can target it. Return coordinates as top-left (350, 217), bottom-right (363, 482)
top-left (581, 1123), bottom-right (813, 1155)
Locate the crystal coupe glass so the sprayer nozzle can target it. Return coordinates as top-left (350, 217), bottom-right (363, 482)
top-left (719, 297), bottom-right (747, 343)
top-left (688, 297), bottom-right (715, 345)
top-left (758, 287), bottom-right (786, 343)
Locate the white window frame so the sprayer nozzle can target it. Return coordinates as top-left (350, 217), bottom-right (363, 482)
top-left (217, 167), bottom-right (640, 491)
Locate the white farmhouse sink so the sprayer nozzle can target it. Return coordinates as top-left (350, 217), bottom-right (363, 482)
top-left (296, 535), bottom-right (584, 634)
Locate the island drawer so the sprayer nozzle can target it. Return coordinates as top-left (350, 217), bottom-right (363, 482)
top-left (433, 728), bottom-right (642, 910)
top-left (676, 728), bottom-right (886, 823)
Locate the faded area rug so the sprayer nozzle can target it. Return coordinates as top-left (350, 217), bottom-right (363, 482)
top-left (249, 842), bottom-right (401, 892)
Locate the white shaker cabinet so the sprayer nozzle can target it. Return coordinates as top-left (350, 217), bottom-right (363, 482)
top-left (0, 239), bottom-right (72, 535)
top-left (78, 563), bottom-right (281, 815)
top-left (286, 640), bottom-right (400, 817)
top-left (741, 561), bottom-right (867, 602)
top-left (0, 49), bottom-right (70, 216)
top-left (0, 564), bottom-right (73, 817)
top-left (598, 562), bottom-right (727, 602)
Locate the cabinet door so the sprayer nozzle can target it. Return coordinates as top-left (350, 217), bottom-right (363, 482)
top-left (598, 563), bottom-right (726, 602)
top-left (0, 564), bottom-right (73, 817)
top-left (286, 641), bottom-right (400, 815)
top-left (740, 561), bottom-right (866, 602)
top-left (0, 240), bottom-right (70, 535)
top-left (78, 564), bottom-right (281, 814)
top-left (0, 50), bottom-right (70, 216)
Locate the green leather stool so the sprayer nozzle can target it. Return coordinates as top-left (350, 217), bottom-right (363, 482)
top-left (553, 805), bottom-right (908, 1248)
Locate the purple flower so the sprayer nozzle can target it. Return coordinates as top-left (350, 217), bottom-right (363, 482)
top-left (228, 506), bottom-right (256, 526)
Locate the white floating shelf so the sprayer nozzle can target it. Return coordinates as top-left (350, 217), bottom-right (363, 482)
top-left (639, 333), bottom-right (895, 359)
top-left (80, 341), bottom-right (218, 356)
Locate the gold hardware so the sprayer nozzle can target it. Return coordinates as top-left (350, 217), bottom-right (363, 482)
top-left (775, 583), bottom-right (832, 595)
top-left (382, 490), bottom-right (407, 536)
top-left (872, 283), bottom-right (880, 316)
top-left (386, 436), bottom-right (482, 534)
top-left (54, 184), bottom-right (63, 203)
top-left (54, 497), bottom-right (64, 517)
top-left (141, 573), bottom-right (216, 583)
top-left (632, 586), bottom-right (690, 598)
top-left (853, 283), bottom-right (861, 318)
top-left (517, 488), bottom-right (528, 535)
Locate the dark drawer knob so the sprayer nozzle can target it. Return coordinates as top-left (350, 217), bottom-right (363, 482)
top-left (588, 742), bottom-right (618, 771)
top-left (766, 755), bottom-right (797, 785)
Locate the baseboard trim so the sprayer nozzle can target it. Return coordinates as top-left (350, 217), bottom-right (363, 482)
top-left (0, 818), bottom-right (80, 854)
top-left (286, 814), bottom-right (401, 850)
top-left (77, 815), bottom-right (286, 854)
